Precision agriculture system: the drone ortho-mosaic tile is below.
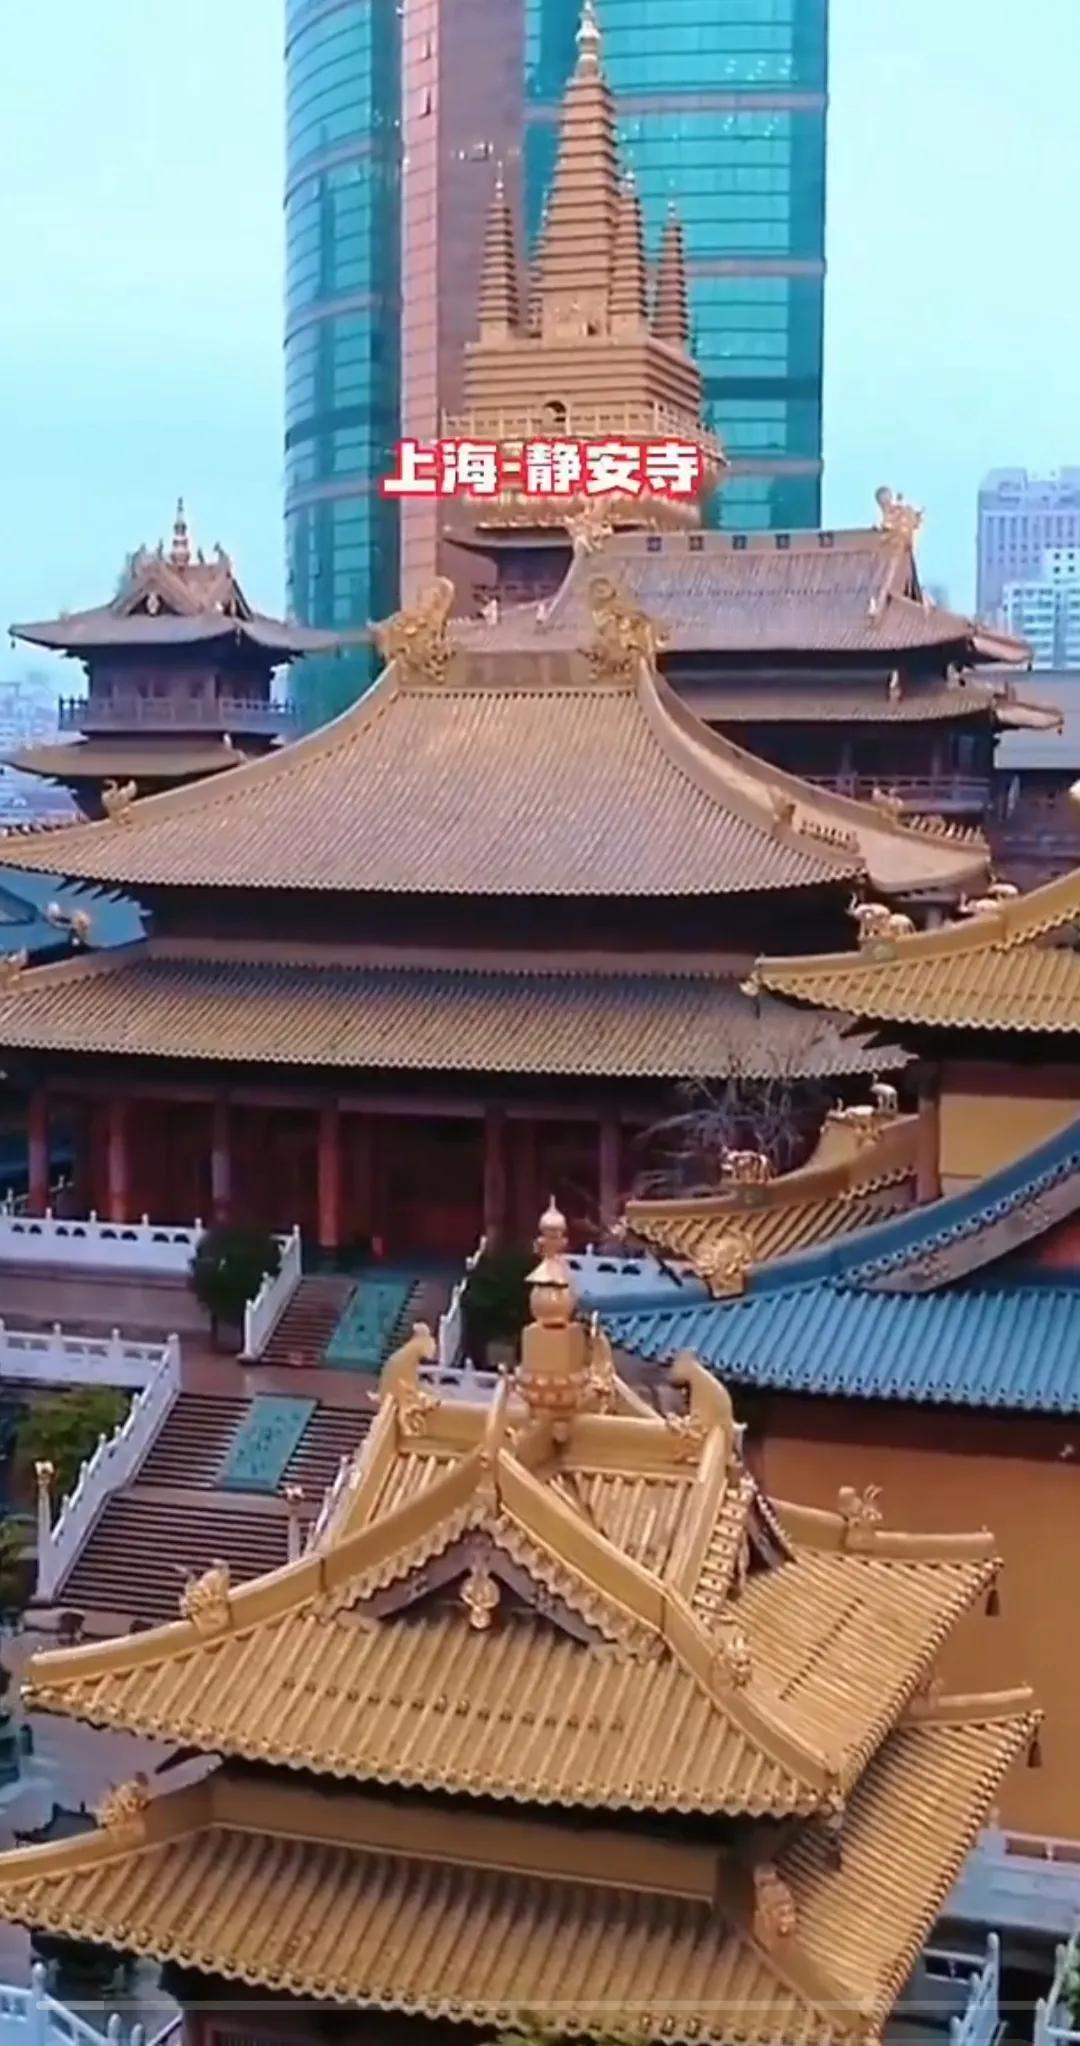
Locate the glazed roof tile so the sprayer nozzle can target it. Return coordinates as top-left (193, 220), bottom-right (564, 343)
top-left (606, 1281), bottom-right (1080, 1413)
top-left (0, 1710), bottom-right (1032, 2046)
top-left (0, 641), bottom-right (988, 897)
top-left (681, 680), bottom-right (1004, 725)
top-left (626, 1111), bottom-right (919, 1276)
top-left (605, 1116), bottom-right (1080, 1410)
top-left (756, 864), bottom-right (1080, 1031)
top-left (22, 1355), bottom-right (1002, 1818)
top-left (0, 941), bottom-right (907, 1080)
top-left (463, 527), bottom-right (1029, 661)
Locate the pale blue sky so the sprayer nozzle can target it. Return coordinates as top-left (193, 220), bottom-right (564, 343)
top-left (2, 0), bottom-right (1078, 681)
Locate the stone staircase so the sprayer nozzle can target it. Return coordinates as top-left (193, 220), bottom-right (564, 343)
top-left (257, 1274), bottom-right (354, 1369)
top-left (52, 1390), bottom-right (373, 1629)
top-left (59, 1492), bottom-right (290, 1628)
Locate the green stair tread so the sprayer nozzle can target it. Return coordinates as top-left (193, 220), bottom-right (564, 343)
top-left (218, 1395), bottom-right (317, 1494)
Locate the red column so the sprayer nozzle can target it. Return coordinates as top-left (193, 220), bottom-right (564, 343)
top-left (598, 1114), bottom-right (622, 1237)
top-left (106, 1097), bottom-right (131, 1224)
top-left (210, 1093), bottom-right (232, 1224)
top-left (482, 1107), bottom-right (507, 1248)
top-left (318, 1102), bottom-right (342, 1253)
top-left (26, 1090), bottom-right (49, 1217)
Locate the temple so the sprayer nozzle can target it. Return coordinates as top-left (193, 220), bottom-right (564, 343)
top-left (8, 503), bottom-right (338, 816)
top-left (0, 562), bottom-right (999, 1252)
top-left (0, 1216), bottom-right (1038, 2043)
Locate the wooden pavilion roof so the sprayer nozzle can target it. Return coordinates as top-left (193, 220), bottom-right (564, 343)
top-left (754, 865), bottom-right (1080, 1033)
top-left (0, 583), bottom-right (990, 899)
top-left (1, 1323), bottom-right (1035, 2044)
top-left (0, 939), bottom-right (905, 1081)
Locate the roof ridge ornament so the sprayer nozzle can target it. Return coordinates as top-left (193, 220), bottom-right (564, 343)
top-left (875, 485), bottom-right (924, 543)
top-left (101, 778), bottom-right (138, 825)
top-left (168, 497), bottom-right (192, 571)
top-left (373, 577), bottom-right (455, 687)
top-left (581, 574), bottom-right (668, 683)
top-left (576, 0), bottom-right (602, 71)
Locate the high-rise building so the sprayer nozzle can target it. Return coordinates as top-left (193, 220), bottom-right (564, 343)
top-left (976, 468), bottom-right (1080, 623)
top-left (522, 0), bottom-right (828, 533)
top-left (1002, 548), bottom-right (1080, 670)
top-left (284, 0), bottom-right (403, 726)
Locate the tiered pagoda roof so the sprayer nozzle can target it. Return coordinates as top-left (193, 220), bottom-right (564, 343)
top-left (754, 863), bottom-right (1080, 1032)
top-left (11, 505), bottom-right (336, 663)
top-left (0, 580), bottom-right (990, 899)
top-left (0, 1218), bottom-right (1036, 2042)
top-left (625, 1100), bottom-right (919, 1280)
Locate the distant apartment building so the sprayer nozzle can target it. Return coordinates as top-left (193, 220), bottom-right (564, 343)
top-left (1002, 548), bottom-right (1080, 670)
top-left (977, 468), bottom-right (1080, 621)
top-left (0, 675), bottom-right (58, 755)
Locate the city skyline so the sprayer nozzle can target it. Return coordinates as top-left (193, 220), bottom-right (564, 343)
top-left (2, 0), bottom-right (1080, 683)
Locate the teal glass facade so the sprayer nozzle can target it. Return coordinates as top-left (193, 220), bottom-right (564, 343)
top-left (284, 0), bottom-right (402, 726)
top-left (524, 0), bottom-right (827, 532)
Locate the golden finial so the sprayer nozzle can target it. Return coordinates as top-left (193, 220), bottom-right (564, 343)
top-left (576, 0), bottom-right (601, 69)
top-left (169, 497), bottom-right (191, 570)
top-left (517, 1200), bottom-right (589, 1431)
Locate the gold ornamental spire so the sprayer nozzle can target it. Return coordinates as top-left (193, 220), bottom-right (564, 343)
top-left (653, 205), bottom-right (690, 347)
top-left (477, 165), bottom-right (521, 341)
top-left (516, 1198), bottom-right (589, 1435)
top-left (168, 497), bottom-right (191, 571)
top-left (538, 0), bottom-right (619, 336)
top-left (610, 171), bottom-right (648, 334)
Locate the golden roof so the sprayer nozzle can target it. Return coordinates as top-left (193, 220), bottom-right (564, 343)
top-left (0, 588), bottom-right (988, 898)
top-left (24, 1342), bottom-right (1013, 1821)
top-left (0, 1711), bottom-right (1034, 2046)
top-left (627, 1110), bottom-right (919, 1279)
top-left (0, 938), bottom-right (903, 1080)
top-left (755, 866), bottom-right (1080, 1032)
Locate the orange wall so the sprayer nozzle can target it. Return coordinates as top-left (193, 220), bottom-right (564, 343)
top-left (939, 1065), bottom-right (1079, 1187)
top-left (758, 1427), bottom-right (1079, 1835)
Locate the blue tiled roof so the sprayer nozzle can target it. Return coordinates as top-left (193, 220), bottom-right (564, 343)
top-left (0, 869), bottom-right (141, 960)
top-left (605, 1280), bottom-right (1080, 1413)
top-left (597, 1115), bottom-right (1080, 1412)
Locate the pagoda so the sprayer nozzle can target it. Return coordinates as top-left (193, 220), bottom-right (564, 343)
top-left (8, 503), bottom-right (338, 817)
top-left (0, 1220), bottom-right (1038, 2042)
top-left (443, 0), bottom-right (725, 607)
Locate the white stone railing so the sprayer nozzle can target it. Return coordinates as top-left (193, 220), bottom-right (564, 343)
top-left (0, 1965), bottom-right (134, 2046)
top-left (0, 1210), bottom-right (205, 1276)
top-left (37, 1338), bottom-right (181, 1600)
top-left (948, 1821), bottom-right (1080, 1938)
top-left (949, 1936), bottom-right (1001, 2046)
top-left (419, 1359), bottom-right (501, 1403)
top-left (0, 1322), bottom-right (175, 1392)
top-left (436, 1235), bottom-right (486, 1372)
top-left (1037, 1928), bottom-right (1080, 2046)
top-left (240, 1226), bottom-right (303, 1361)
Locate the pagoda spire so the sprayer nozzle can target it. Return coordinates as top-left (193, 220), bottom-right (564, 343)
top-left (653, 204), bottom-right (690, 348)
top-left (477, 165), bottom-right (521, 341)
top-left (610, 170), bottom-right (648, 335)
top-left (168, 498), bottom-right (191, 572)
top-left (538, 0), bottom-right (620, 338)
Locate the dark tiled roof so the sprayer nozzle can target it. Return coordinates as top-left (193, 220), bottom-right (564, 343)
top-left (13, 610), bottom-right (336, 657)
top-left (9, 741), bottom-right (251, 780)
top-left (683, 679), bottom-right (1059, 727)
top-left (0, 650), bottom-right (988, 898)
top-left (462, 527), bottom-right (1028, 661)
top-left (0, 942), bottom-right (906, 1080)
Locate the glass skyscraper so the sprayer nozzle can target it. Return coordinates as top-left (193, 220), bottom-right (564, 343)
top-left (284, 0), bottom-right (402, 726)
top-left (523, 0), bottom-right (827, 532)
